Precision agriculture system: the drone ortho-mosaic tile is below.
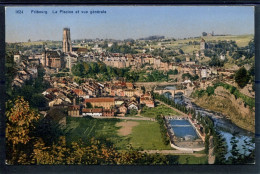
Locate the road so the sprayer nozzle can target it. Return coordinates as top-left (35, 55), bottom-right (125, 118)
top-left (92, 116), bottom-right (156, 121)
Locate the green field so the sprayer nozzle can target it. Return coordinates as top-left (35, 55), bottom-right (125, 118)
top-left (127, 120), bottom-right (172, 150)
top-left (176, 155), bottom-right (208, 164)
top-left (171, 34), bottom-right (253, 48)
top-left (66, 117), bottom-right (172, 150)
top-left (66, 117), bottom-right (123, 146)
top-left (146, 34), bottom-right (253, 55)
top-left (140, 104), bottom-right (180, 118)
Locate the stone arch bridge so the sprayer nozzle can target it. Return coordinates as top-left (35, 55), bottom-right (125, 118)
top-left (154, 87), bottom-right (186, 96)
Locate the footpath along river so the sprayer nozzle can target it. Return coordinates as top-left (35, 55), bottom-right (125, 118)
top-left (164, 92), bottom-right (255, 159)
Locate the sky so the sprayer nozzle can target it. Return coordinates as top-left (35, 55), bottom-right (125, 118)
top-left (5, 6), bottom-right (254, 42)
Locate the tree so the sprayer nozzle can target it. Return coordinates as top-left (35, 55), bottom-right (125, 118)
top-left (31, 93), bottom-right (47, 108)
top-left (235, 67), bottom-right (250, 88)
top-left (6, 97), bottom-right (40, 164)
top-left (86, 102), bottom-right (93, 108)
top-left (141, 86), bottom-right (146, 94)
top-left (179, 49), bottom-right (184, 54)
top-left (204, 134), bottom-right (209, 154)
top-left (206, 86), bottom-right (215, 96)
top-left (209, 56), bottom-right (224, 67)
top-left (228, 135), bottom-right (239, 164)
top-left (202, 32), bottom-right (207, 36)
top-left (71, 63), bottom-right (85, 77)
top-left (129, 109), bottom-right (138, 116)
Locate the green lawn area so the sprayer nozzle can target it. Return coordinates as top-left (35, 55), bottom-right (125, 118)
top-left (66, 117), bottom-right (172, 150)
top-left (127, 120), bottom-right (172, 150)
top-left (176, 155), bottom-right (208, 164)
top-left (66, 117), bottom-right (125, 147)
top-left (140, 104), bottom-right (180, 118)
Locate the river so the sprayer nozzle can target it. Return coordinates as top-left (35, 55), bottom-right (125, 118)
top-left (163, 91), bottom-right (255, 159)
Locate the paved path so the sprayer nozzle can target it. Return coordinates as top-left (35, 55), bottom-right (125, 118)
top-left (92, 116), bottom-right (156, 121)
top-left (208, 136), bottom-right (216, 164)
top-left (140, 150), bottom-right (206, 157)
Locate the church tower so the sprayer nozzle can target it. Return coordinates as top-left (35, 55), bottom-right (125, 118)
top-left (62, 28), bottom-right (72, 53)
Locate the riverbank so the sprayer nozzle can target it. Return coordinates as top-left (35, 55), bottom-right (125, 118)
top-left (190, 95), bottom-right (255, 133)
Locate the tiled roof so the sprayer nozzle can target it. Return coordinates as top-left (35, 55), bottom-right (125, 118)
top-left (84, 98), bottom-right (115, 103)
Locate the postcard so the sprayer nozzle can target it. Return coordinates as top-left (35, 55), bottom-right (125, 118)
top-left (4, 6), bottom-right (255, 165)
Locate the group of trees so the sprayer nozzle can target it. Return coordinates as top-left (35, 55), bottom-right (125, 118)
top-left (227, 135), bottom-right (255, 164)
top-left (235, 67), bottom-right (250, 88)
top-left (156, 115), bottom-right (170, 145)
top-left (106, 43), bottom-right (137, 54)
top-left (204, 39), bottom-right (254, 68)
top-left (188, 105), bottom-right (228, 164)
top-left (232, 40), bottom-right (255, 60)
top-left (208, 56), bottom-right (225, 67)
top-left (204, 40), bottom-right (237, 58)
top-left (71, 61), bottom-right (130, 82)
top-left (72, 62), bottom-right (178, 83)
top-left (182, 73), bottom-right (199, 81)
top-left (6, 97), bottom-right (171, 165)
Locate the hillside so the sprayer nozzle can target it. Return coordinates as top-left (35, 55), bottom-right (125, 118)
top-left (192, 86), bottom-right (255, 133)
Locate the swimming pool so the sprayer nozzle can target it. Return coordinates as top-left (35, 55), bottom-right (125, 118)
top-left (169, 119), bottom-right (199, 140)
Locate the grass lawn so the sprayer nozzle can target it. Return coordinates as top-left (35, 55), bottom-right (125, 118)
top-left (66, 117), bottom-right (172, 150)
top-left (127, 120), bottom-right (172, 150)
top-left (66, 117), bottom-right (126, 147)
top-left (177, 155), bottom-right (208, 164)
top-left (140, 104), bottom-right (180, 118)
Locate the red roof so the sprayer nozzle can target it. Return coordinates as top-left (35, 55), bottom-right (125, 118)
top-left (73, 89), bottom-right (84, 95)
top-left (84, 98), bottom-right (115, 103)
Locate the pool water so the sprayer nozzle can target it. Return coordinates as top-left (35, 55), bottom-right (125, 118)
top-left (169, 119), bottom-right (199, 140)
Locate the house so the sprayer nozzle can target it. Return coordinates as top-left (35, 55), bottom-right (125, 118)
top-left (84, 97), bottom-right (115, 109)
top-left (127, 101), bottom-right (139, 111)
top-left (124, 89), bottom-right (134, 97)
top-left (117, 104), bottom-right (127, 116)
top-left (126, 82), bottom-right (134, 89)
top-left (82, 108), bottom-right (103, 117)
top-left (140, 93), bottom-right (155, 108)
top-left (200, 68), bottom-right (208, 79)
top-left (102, 109), bottom-right (114, 117)
top-left (14, 54), bottom-right (21, 64)
top-left (49, 98), bottom-right (63, 107)
top-left (73, 89), bottom-right (87, 98)
top-left (115, 98), bottom-right (125, 106)
top-left (68, 105), bottom-right (81, 117)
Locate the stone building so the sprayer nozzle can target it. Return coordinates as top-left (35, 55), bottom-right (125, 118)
top-left (63, 28), bottom-right (72, 53)
top-left (84, 98), bottom-right (115, 109)
top-left (45, 51), bottom-right (63, 69)
top-left (14, 54), bottom-right (21, 64)
top-left (68, 105), bottom-right (81, 117)
top-left (200, 38), bottom-right (206, 50)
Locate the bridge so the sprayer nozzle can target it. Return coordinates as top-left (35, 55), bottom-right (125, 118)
top-left (153, 87), bottom-right (186, 96)
top-left (134, 82), bottom-right (182, 91)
